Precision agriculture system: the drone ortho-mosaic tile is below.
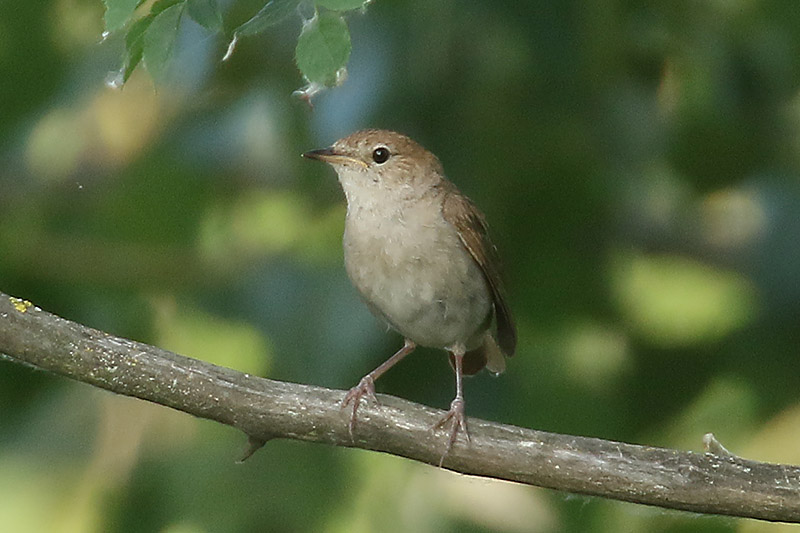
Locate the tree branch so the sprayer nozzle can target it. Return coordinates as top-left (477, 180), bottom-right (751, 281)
top-left (0, 291), bottom-right (798, 522)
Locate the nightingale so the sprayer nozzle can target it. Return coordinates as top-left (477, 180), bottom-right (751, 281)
top-left (303, 129), bottom-right (516, 454)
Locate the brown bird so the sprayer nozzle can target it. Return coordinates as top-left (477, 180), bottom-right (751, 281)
top-left (303, 129), bottom-right (516, 457)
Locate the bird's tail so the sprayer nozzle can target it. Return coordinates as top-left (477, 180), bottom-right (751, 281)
top-left (450, 333), bottom-right (506, 376)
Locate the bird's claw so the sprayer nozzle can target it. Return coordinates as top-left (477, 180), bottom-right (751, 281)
top-left (433, 397), bottom-right (470, 466)
top-left (341, 376), bottom-right (378, 437)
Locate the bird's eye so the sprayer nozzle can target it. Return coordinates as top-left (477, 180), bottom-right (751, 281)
top-left (372, 146), bottom-right (391, 164)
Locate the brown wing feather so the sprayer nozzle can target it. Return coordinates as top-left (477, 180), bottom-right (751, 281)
top-left (441, 183), bottom-right (517, 356)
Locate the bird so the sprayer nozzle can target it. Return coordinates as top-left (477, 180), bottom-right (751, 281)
top-left (303, 129), bottom-right (516, 458)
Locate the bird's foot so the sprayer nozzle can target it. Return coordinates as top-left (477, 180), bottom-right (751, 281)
top-left (433, 397), bottom-right (470, 466)
top-left (341, 375), bottom-right (378, 438)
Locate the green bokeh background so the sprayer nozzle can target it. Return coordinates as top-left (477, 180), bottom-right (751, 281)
top-left (2, 1), bottom-right (800, 531)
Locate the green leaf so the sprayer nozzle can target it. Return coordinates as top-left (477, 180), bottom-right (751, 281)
top-left (143, 4), bottom-right (185, 85)
top-left (127, 14), bottom-right (155, 49)
top-left (151, 0), bottom-right (185, 16)
top-left (121, 14), bottom-right (155, 82)
top-left (315, 0), bottom-right (368, 11)
top-left (187, 0), bottom-right (223, 31)
top-left (103, 0), bottom-right (145, 32)
top-left (234, 0), bottom-right (300, 38)
top-left (295, 11), bottom-right (351, 86)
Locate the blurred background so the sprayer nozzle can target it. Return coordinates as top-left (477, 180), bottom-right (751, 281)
top-left (2, 0), bottom-right (800, 531)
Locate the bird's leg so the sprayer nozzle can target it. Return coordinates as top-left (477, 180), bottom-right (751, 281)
top-left (342, 339), bottom-right (416, 437)
top-left (434, 344), bottom-right (470, 465)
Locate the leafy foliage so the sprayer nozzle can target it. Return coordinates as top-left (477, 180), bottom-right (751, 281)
top-left (103, 0), bottom-right (144, 32)
top-left (103, 0), bottom-right (365, 95)
top-left (142, 3), bottom-right (185, 85)
top-left (232, 0), bottom-right (300, 37)
top-left (185, 0), bottom-right (223, 32)
top-left (295, 11), bottom-right (351, 86)
top-left (121, 14), bottom-right (153, 83)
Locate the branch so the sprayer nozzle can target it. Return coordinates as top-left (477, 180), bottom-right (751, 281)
top-left (0, 292), bottom-right (798, 522)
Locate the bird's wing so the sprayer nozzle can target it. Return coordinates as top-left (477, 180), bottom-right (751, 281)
top-left (441, 184), bottom-right (517, 356)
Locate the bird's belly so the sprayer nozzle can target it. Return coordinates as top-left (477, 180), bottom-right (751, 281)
top-left (343, 217), bottom-right (491, 349)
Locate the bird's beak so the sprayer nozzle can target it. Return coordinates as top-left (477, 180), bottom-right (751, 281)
top-left (302, 148), bottom-right (368, 169)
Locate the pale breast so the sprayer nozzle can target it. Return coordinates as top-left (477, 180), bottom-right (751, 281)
top-left (342, 198), bottom-right (492, 349)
